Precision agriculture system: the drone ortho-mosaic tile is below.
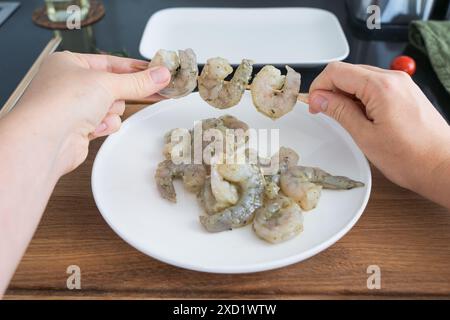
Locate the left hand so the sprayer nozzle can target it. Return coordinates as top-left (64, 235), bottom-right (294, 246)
top-left (13, 51), bottom-right (171, 174)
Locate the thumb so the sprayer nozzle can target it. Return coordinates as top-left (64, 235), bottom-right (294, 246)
top-left (106, 66), bottom-right (171, 100)
top-left (309, 90), bottom-right (370, 136)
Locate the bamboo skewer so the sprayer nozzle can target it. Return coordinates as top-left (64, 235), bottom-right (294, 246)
top-left (126, 90), bottom-right (309, 105)
top-left (128, 61), bottom-right (309, 105)
top-left (297, 93), bottom-right (309, 104)
top-left (0, 36), bottom-right (62, 119)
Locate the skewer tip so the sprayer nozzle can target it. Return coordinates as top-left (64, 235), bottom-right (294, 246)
top-left (297, 93), bottom-right (309, 104)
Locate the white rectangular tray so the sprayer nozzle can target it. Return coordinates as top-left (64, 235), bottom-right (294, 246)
top-left (139, 7), bottom-right (349, 66)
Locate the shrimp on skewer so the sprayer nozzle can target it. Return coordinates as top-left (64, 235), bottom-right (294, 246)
top-left (280, 166), bottom-right (364, 211)
top-left (149, 49), bottom-right (198, 98)
top-left (155, 160), bottom-right (206, 202)
top-left (199, 164), bottom-right (264, 232)
top-left (253, 195), bottom-right (304, 244)
top-left (251, 65), bottom-right (301, 119)
top-left (198, 58), bottom-right (254, 109)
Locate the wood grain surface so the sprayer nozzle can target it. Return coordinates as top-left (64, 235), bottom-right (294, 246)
top-left (4, 105), bottom-right (450, 300)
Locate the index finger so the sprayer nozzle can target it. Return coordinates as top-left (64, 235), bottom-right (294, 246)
top-left (309, 62), bottom-right (376, 104)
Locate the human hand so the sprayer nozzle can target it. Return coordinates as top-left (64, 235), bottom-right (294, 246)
top-left (13, 52), bottom-right (170, 175)
top-left (308, 62), bottom-right (450, 204)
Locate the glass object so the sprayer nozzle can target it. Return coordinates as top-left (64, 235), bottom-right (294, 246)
top-left (45, 0), bottom-right (90, 22)
top-left (54, 26), bottom-right (96, 53)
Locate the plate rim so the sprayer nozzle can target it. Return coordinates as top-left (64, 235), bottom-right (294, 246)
top-left (91, 93), bottom-right (372, 274)
top-left (139, 7), bottom-right (350, 66)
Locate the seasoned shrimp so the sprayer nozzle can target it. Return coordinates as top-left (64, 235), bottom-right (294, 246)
top-left (149, 49), bottom-right (198, 98)
top-left (284, 181), bottom-right (322, 211)
top-left (251, 65), bottom-right (301, 119)
top-left (263, 147), bottom-right (300, 199)
top-left (210, 164), bottom-right (239, 206)
top-left (274, 147), bottom-right (300, 173)
top-left (219, 115), bottom-right (249, 131)
top-left (155, 160), bottom-right (206, 202)
top-left (253, 195), bottom-right (304, 244)
top-left (264, 175), bottom-right (281, 200)
top-left (198, 178), bottom-right (231, 215)
top-left (280, 166), bottom-right (364, 210)
top-left (162, 128), bottom-right (191, 160)
top-left (199, 164), bottom-right (264, 232)
top-left (198, 58), bottom-right (253, 109)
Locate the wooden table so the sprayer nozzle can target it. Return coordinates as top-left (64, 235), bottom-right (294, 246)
top-left (4, 104), bottom-right (450, 299)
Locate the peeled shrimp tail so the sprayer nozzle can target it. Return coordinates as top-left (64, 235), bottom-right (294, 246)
top-left (297, 166), bottom-right (365, 190)
top-left (280, 166), bottom-right (363, 211)
top-left (319, 176), bottom-right (365, 190)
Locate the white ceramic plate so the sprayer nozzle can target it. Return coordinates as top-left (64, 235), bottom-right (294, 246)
top-left (92, 93), bottom-right (371, 274)
top-left (139, 8), bottom-right (349, 66)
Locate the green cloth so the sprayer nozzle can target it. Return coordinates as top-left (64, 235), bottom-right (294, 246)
top-left (409, 21), bottom-right (450, 95)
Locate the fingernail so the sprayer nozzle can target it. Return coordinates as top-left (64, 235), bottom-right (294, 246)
top-left (311, 95), bottom-right (329, 112)
top-left (94, 122), bottom-right (108, 135)
top-left (149, 67), bottom-right (171, 84)
top-left (133, 61), bottom-right (150, 71)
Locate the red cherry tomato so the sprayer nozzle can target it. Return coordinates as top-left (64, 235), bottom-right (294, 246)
top-left (390, 55), bottom-right (416, 76)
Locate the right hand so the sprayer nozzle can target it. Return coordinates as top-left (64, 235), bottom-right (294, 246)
top-left (308, 62), bottom-right (450, 200)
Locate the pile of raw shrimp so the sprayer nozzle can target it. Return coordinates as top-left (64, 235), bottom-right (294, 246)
top-left (155, 115), bottom-right (364, 244)
top-left (149, 48), bottom-right (301, 119)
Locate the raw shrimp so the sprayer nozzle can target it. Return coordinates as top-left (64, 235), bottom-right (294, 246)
top-left (162, 128), bottom-right (191, 160)
top-left (280, 166), bottom-right (364, 211)
top-left (155, 160), bottom-right (206, 202)
top-left (199, 117), bottom-right (229, 149)
top-left (198, 58), bottom-right (254, 109)
top-left (263, 147), bottom-right (299, 199)
top-left (197, 178), bottom-right (231, 215)
top-left (251, 65), bottom-right (301, 119)
top-left (253, 195), bottom-right (304, 244)
top-left (285, 181), bottom-right (322, 211)
top-left (199, 164), bottom-right (264, 232)
top-left (210, 164), bottom-right (239, 207)
top-left (201, 117), bottom-right (250, 166)
top-left (164, 118), bottom-right (233, 163)
top-left (149, 49), bottom-right (198, 98)
top-left (274, 147), bottom-right (300, 173)
top-left (264, 175), bottom-right (281, 200)
top-left (218, 115), bottom-right (249, 131)
top-left (282, 166), bottom-right (365, 190)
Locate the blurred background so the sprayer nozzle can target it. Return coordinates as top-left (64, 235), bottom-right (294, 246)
top-left (0, 0), bottom-right (449, 119)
